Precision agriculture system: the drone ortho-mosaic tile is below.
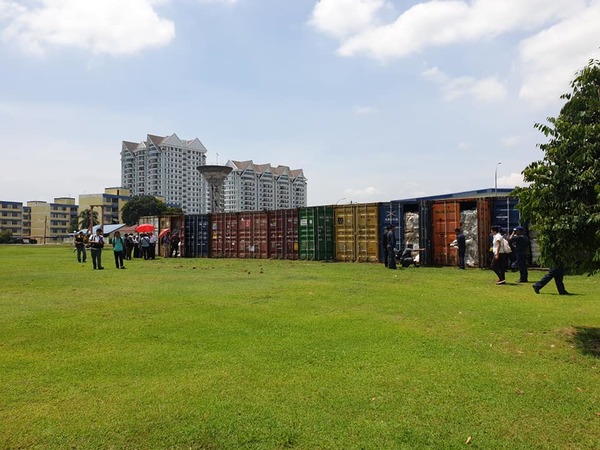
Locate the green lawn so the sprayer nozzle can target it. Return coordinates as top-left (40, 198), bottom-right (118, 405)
top-left (0, 245), bottom-right (599, 449)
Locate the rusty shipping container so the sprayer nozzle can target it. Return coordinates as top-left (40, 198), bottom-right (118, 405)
top-left (238, 211), bottom-right (269, 259)
top-left (209, 213), bottom-right (239, 258)
top-left (334, 203), bottom-right (379, 262)
top-left (268, 209), bottom-right (299, 260)
top-left (431, 198), bottom-right (491, 267)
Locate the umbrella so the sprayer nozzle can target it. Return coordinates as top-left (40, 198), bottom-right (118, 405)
top-left (158, 228), bottom-right (170, 239)
top-left (135, 223), bottom-right (155, 233)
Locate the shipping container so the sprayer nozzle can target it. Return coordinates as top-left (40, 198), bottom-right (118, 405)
top-left (210, 213), bottom-right (238, 258)
top-left (334, 203), bottom-right (379, 262)
top-left (298, 206), bottom-right (335, 261)
top-left (378, 201), bottom-right (433, 265)
top-left (184, 214), bottom-right (210, 258)
top-left (238, 212), bottom-right (269, 259)
top-left (431, 198), bottom-right (491, 267)
top-left (268, 209), bottom-right (299, 260)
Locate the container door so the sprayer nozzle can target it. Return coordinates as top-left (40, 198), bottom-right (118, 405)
top-left (334, 205), bottom-right (354, 261)
top-left (432, 200), bottom-right (460, 265)
top-left (418, 201), bottom-right (432, 266)
top-left (477, 199), bottom-right (492, 268)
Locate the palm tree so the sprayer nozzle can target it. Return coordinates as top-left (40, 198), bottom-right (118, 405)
top-left (78, 209), bottom-right (98, 230)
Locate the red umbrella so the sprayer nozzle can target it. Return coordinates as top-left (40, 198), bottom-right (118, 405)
top-left (135, 223), bottom-right (155, 233)
top-left (159, 228), bottom-right (170, 239)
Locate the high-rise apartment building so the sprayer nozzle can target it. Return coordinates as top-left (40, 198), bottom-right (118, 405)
top-left (224, 160), bottom-right (307, 212)
top-left (121, 133), bottom-right (208, 214)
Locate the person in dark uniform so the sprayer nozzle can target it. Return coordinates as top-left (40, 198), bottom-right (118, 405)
top-left (74, 231), bottom-right (87, 263)
top-left (382, 225), bottom-right (390, 267)
top-left (533, 264), bottom-right (570, 295)
top-left (387, 225), bottom-right (397, 269)
top-left (89, 228), bottom-right (105, 270)
top-left (454, 227), bottom-right (466, 269)
top-left (509, 226), bottom-right (529, 282)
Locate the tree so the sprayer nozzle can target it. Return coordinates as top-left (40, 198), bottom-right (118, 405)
top-left (514, 59), bottom-right (600, 274)
top-left (121, 195), bottom-right (169, 226)
top-left (78, 209), bottom-right (98, 230)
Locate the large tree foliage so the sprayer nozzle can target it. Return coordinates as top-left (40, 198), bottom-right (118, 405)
top-left (514, 59), bottom-right (600, 274)
top-left (121, 195), bottom-right (172, 226)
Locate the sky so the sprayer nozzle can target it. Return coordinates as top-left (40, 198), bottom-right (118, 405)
top-left (1, 0), bottom-right (599, 207)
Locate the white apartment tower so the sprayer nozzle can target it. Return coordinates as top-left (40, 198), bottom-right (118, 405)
top-left (224, 160), bottom-right (307, 212)
top-left (121, 134), bottom-right (208, 214)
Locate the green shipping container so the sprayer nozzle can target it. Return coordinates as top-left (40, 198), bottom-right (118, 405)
top-left (298, 206), bottom-right (334, 261)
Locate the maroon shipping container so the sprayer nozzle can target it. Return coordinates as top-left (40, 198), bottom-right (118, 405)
top-left (210, 213), bottom-right (239, 258)
top-left (268, 209), bottom-right (299, 260)
top-left (238, 212), bottom-right (269, 259)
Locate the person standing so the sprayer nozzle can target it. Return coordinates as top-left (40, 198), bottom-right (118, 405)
top-left (74, 231), bottom-right (87, 263)
top-left (149, 232), bottom-right (157, 260)
top-left (112, 231), bottom-right (126, 269)
top-left (509, 226), bottom-right (529, 282)
top-left (89, 228), bottom-right (105, 270)
top-left (382, 225), bottom-right (390, 268)
top-left (454, 227), bottom-right (466, 269)
top-left (490, 225), bottom-right (509, 284)
top-left (533, 264), bottom-right (570, 295)
top-left (387, 225), bottom-right (397, 269)
top-left (140, 233), bottom-right (151, 260)
top-left (162, 232), bottom-right (171, 258)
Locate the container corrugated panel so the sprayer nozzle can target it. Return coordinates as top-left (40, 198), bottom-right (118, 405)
top-left (378, 202), bottom-right (400, 262)
top-left (184, 214), bottom-right (209, 258)
top-left (334, 203), bottom-right (379, 262)
top-left (492, 197), bottom-right (521, 232)
top-left (238, 212), bottom-right (269, 259)
top-left (209, 213), bottom-right (238, 258)
top-left (432, 200), bottom-right (461, 266)
top-left (268, 209), bottom-right (299, 260)
top-left (298, 206), bottom-right (334, 261)
top-left (432, 199), bottom-right (492, 268)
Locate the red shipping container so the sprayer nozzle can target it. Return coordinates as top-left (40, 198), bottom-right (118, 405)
top-left (210, 213), bottom-right (239, 258)
top-left (238, 212), bottom-right (269, 259)
top-left (268, 209), bottom-right (299, 260)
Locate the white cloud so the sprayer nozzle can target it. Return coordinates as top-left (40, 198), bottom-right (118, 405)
top-left (309, 0), bottom-right (386, 39)
top-left (498, 172), bottom-right (527, 188)
top-left (0, 0), bottom-right (175, 56)
top-left (343, 186), bottom-right (382, 202)
top-left (353, 105), bottom-right (377, 115)
top-left (317, 0), bottom-right (583, 60)
top-left (518, 1), bottom-right (600, 108)
top-left (422, 66), bottom-right (507, 103)
top-left (501, 136), bottom-right (520, 147)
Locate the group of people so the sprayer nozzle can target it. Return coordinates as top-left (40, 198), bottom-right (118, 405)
top-left (74, 228), bottom-right (183, 270)
top-left (489, 225), bottom-right (569, 295)
top-left (381, 224), bottom-right (570, 295)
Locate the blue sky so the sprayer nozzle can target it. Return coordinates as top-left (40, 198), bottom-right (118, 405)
top-left (1, 0), bottom-right (599, 206)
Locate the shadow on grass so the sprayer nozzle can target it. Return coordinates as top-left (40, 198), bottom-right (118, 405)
top-left (572, 327), bottom-right (600, 358)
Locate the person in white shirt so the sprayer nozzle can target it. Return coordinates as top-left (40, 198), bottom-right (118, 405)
top-left (89, 228), bottom-right (105, 270)
top-left (491, 225), bottom-right (508, 285)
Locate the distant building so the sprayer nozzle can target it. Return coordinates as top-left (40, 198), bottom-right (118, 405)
top-left (79, 187), bottom-right (132, 225)
top-left (0, 201), bottom-right (24, 236)
top-left (121, 133), bottom-right (208, 214)
top-left (224, 160), bottom-right (307, 212)
top-left (27, 198), bottom-right (78, 243)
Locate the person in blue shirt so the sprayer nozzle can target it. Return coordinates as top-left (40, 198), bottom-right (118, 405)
top-left (112, 231), bottom-right (126, 269)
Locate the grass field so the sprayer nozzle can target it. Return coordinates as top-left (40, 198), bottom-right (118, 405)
top-left (0, 245), bottom-right (599, 449)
